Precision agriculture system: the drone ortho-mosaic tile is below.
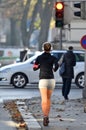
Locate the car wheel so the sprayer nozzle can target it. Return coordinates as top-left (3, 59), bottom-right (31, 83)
top-left (11, 73), bottom-right (28, 88)
top-left (75, 72), bottom-right (84, 89)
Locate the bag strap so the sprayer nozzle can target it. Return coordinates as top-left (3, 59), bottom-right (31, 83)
top-left (58, 54), bottom-right (64, 66)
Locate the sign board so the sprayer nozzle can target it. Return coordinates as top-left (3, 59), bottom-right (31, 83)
top-left (80, 35), bottom-right (86, 49)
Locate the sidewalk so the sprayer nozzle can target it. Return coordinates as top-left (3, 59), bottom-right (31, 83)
top-left (17, 95), bottom-right (86, 130)
top-left (0, 103), bottom-right (16, 130)
top-left (1, 94), bottom-right (86, 130)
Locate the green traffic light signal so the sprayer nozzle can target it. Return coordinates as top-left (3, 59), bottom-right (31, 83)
top-left (55, 19), bottom-right (63, 27)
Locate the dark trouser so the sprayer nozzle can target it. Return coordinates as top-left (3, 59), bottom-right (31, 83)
top-left (62, 78), bottom-right (72, 99)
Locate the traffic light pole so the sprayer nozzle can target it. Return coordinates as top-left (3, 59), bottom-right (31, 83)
top-left (83, 51), bottom-right (86, 98)
top-left (59, 27), bottom-right (62, 50)
top-left (83, 51), bottom-right (86, 112)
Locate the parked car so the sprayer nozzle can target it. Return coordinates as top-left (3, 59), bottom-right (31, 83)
top-left (0, 50), bottom-right (85, 88)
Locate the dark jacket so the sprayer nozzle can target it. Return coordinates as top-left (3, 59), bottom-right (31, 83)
top-left (33, 52), bottom-right (59, 79)
top-left (62, 50), bottom-right (76, 79)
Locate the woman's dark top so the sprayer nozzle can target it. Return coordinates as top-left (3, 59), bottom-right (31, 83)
top-left (33, 52), bottom-right (59, 79)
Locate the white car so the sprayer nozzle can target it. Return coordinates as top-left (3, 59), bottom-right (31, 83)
top-left (0, 50), bottom-right (85, 88)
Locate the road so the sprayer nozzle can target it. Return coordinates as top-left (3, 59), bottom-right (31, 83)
top-left (0, 85), bottom-right (83, 102)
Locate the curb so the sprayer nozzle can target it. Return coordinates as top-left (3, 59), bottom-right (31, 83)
top-left (16, 100), bottom-right (41, 130)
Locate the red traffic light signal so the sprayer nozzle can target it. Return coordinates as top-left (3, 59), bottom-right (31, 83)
top-left (55, 2), bottom-right (64, 27)
top-left (55, 2), bottom-right (64, 10)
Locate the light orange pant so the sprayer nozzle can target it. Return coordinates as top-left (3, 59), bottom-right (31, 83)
top-left (39, 79), bottom-right (55, 117)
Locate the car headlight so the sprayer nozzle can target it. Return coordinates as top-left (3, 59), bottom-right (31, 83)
top-left (0, 68), bottom-right (11, 73)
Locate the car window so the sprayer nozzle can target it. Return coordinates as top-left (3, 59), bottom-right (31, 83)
top-left (30, 59), bottom-right (35, 64)
top-left (51, 52), bottom-right (64, 61)
top-left (75, 53), bottom-right (84, 62)
top-left (27, 53), bottom-right (34, 59)
top-left (29, 51), bottom-right (84, 64)
top-left (52, 51), bottom-right (84, 62)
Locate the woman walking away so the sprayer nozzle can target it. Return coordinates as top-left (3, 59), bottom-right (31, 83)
top-left (33, 42), bottom-right (59, 126)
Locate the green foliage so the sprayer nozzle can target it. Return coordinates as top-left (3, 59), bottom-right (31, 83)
top-left (28, 0), bottom-right (37, 18)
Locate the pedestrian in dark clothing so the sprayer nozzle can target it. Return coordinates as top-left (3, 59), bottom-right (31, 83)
top-left (33, 42), bottom-right (59, 126)
top-left (61, 46), bottom-right (76, 100)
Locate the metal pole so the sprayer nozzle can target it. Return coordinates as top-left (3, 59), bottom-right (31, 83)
top-left (59, 27), bottom-right (62, 50)
top-left (83, 50), bottom-right (86, 98)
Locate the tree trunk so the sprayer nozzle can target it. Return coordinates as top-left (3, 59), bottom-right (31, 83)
top-left (38, 0), bottom-right (54, 51)
top-left (20, 0), bottom-right (31, 47)
top-left (10, 18), bottom-right (17, 46)
top-left (26, 0), bottom-right (43, 48)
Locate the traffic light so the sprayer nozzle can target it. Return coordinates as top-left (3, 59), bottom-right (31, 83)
top-left (55, 2), bottom-right (64, 28)
top-left (74, 2), bottom-right (86, 19)
top-left (74, 2), bottom-right (81, 17)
